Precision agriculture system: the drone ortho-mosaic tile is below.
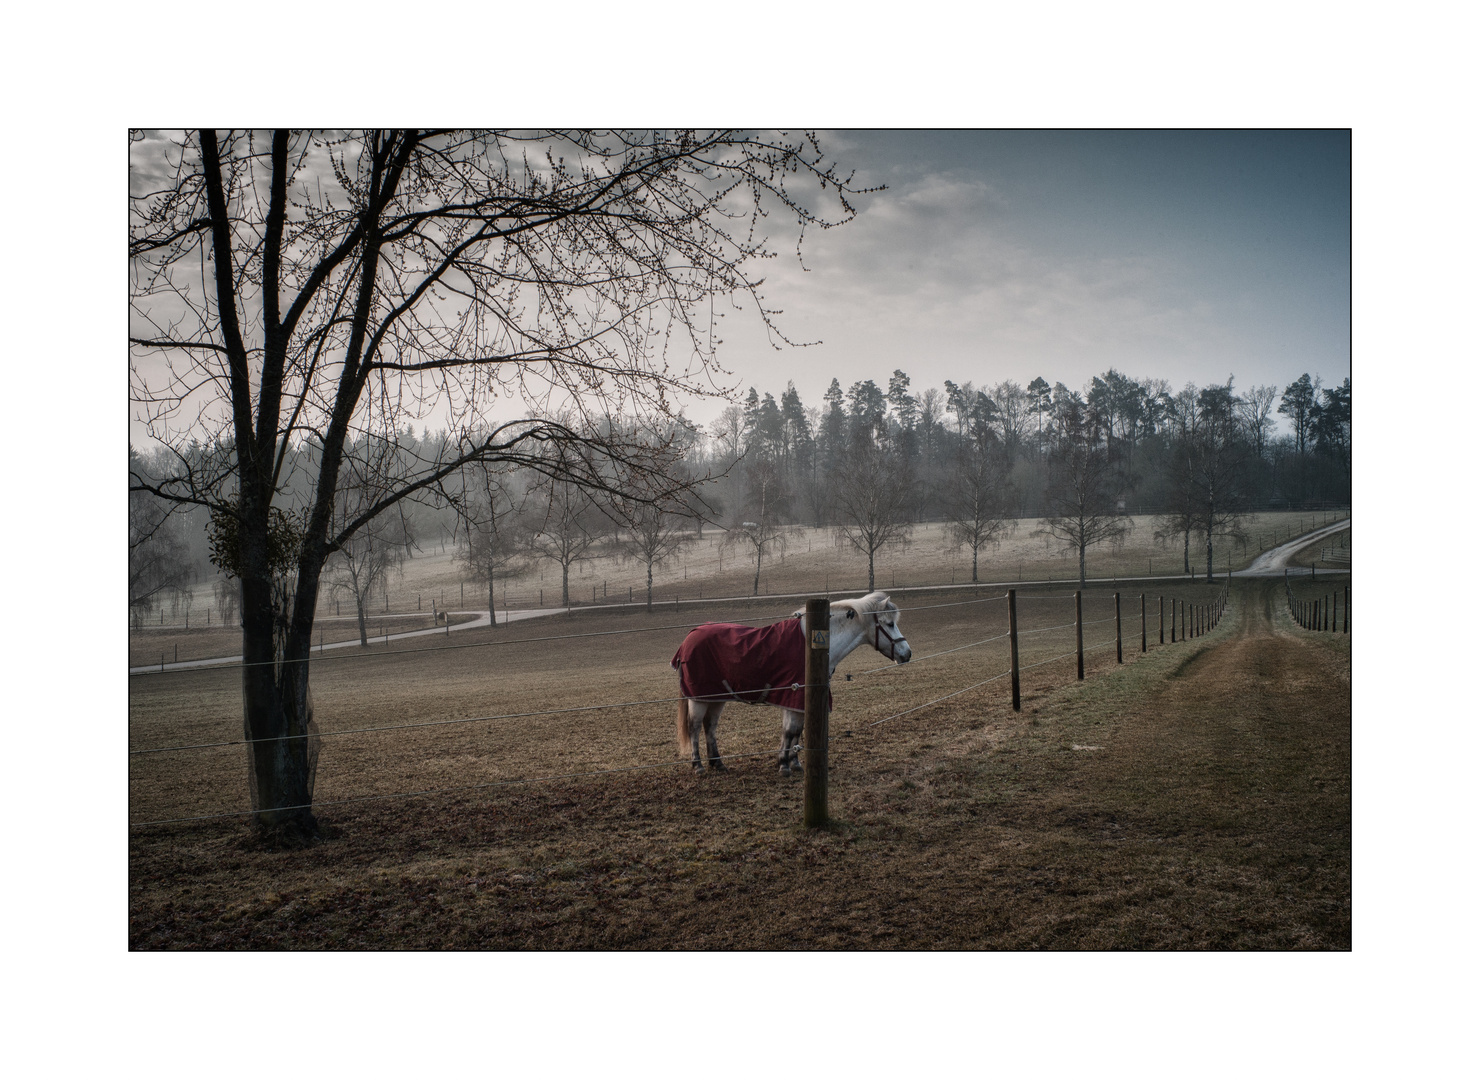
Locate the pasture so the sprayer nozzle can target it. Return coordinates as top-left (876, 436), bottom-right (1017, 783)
top-left (373, 510), bottom-right (1338, 609)
top-left (128, 572), bottom-right (1350, 949)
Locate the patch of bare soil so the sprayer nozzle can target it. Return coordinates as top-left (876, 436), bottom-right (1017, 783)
top-left (129, 581), bottom-right (1349, 950)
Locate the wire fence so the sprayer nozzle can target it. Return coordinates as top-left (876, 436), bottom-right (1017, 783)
top-left (130, 580), bottom-right (1238, 830)
top-left (1285, 574), bottom-right (1351, 634)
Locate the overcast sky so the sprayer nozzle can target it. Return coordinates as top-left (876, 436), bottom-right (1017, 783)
top-left (695, 128), bottom-right (1350, 429)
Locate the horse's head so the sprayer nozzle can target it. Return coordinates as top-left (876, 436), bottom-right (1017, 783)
top-left (856, 591), bottom-right (911, 664)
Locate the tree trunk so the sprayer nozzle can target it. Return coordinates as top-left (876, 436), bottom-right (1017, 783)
top-left (561, 562), bottom-right (570, 607)
top-left (646, 561), bottom-right (654, 613)
top-left (753, 545), bottom-right (762, 596)
top-left (1079, 543), bottom-right (1087, 589)
top-left (355, 592), bottom-right (368, 646)
top-left (240, 571), bottom-right (319, 841)
top-left (971, 544), bottom-right (979, 583)
top-left (868, 550), bottom-right (875, 592)
top-left (1206, 534), bottom-right (1215, 583)
top-left (1182, 528), bottom-right (1190, 575)
top-left (487, 571), bottom-right (496, 627)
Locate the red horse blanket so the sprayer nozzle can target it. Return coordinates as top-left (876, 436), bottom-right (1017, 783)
top-left (671, 619), bottom-right (828, 712)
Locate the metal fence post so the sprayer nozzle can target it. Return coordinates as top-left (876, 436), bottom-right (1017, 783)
top-left (1009, 589), bottom-right (1021, 711)
top-left (1075, 590), bottom-right (1084, 680)
top-left (803, 597), bottom-right (830, 828)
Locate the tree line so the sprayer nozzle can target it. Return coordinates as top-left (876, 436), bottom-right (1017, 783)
top-left (130, 366), bottom-right (1351, 637)
top-left (690, 367), bottom-right (1349, 585)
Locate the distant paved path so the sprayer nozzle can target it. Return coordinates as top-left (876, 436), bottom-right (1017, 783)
top-left (1234, 517), bottom-right (1350, 577)
top-left (128, 606), bottom-right (567, 674)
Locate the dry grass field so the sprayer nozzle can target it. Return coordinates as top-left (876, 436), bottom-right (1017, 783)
top-left (128, 568), bottom-right (1350, 950)
top-left (383, 509), bottom-right (1340, 609)
top-left (136, 511), bottom-right (1343, 639)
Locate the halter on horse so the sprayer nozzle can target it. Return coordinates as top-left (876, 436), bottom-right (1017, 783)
top-left (672, 591), bottom-right (911, 775)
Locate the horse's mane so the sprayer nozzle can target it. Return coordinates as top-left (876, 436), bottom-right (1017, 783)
top-left (793, 591), bottom-right (896, 620)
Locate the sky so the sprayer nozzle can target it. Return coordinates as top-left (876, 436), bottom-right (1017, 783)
top-left (127, 129), bottom-right (1351, 449)
top-left (692, 128), bottom-right (1350, 430)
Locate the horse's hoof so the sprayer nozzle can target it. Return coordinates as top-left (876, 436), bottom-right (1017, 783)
top-left (710, 760), bottom-right (727, 772)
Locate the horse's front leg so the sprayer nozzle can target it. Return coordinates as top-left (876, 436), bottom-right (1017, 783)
top-left (778, 709), bottom-right (803, 776)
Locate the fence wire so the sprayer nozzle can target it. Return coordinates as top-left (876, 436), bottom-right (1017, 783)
top-left (131, 583), bottom-right (1232, 829)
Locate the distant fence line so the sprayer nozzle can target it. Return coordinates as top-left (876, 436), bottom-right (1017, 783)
top-left (132, 510), bottom-right (1348, 638)
top-left (1286, 572), bottom-right (1351, 634)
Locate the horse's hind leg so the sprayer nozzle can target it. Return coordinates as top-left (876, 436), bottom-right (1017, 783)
top-left (778, 709), bottom-right (803, 776)
top-left (703, 703), bottom-right (726, 772)
top-left (684, 700), bottom-right (706, 773)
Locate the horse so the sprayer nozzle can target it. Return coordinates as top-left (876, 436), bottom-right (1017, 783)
top-left (671, 591), bottom-right (912, 776)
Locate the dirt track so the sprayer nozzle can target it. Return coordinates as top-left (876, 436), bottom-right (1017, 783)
top-left (129, 579), bottom-right (1350, 949)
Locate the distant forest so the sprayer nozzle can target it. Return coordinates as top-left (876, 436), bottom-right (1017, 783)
top-left (129, 367), bottom-right (1350, 619)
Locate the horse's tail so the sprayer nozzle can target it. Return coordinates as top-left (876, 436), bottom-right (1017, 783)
top-left (677, 698), bottom-right (692, 755)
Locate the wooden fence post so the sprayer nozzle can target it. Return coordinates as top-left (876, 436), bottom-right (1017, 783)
top-left (1075, 591), bottom-right (1084, 680)
top-left (803, 597), bottom-right (831, 828)
top-left (1115, 592), bottom-right (1122, 663)
top-left (1009, 589), bottom-right (1021, 712)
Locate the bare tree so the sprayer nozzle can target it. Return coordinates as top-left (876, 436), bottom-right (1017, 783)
top-left (940, 443), bottom-right (1015, 583)
top-left (1037, 402), bottom-right (1130, 587)
top-left (325, 438), bottom-right (414, 646)
top-left (1155, 384), bottom-right (1200, 573)
top-left (456, 463), bottom-right (525, 624)
top-left (1190, 383), bottom-right (1251, 581)
top-left (130, 129), bottom-right (865, 839)
top-left (727, 459), bottom-right (793, 596)
top-left (833, 442), bottom-right (914, 592)
top-left (128, 482), bottom-right (195, 620)
top-left (326, 508), bottom-right (411, 646)
top-left (526, 477), bottom-right (602, 608)
top-left (614, 500), bottom-right (693, 612)
top-left (1238, 384), bottom-right (1279, 460)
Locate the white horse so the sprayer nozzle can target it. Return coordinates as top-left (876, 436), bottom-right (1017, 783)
top-left (674, 591), bottom-right (912, 776)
